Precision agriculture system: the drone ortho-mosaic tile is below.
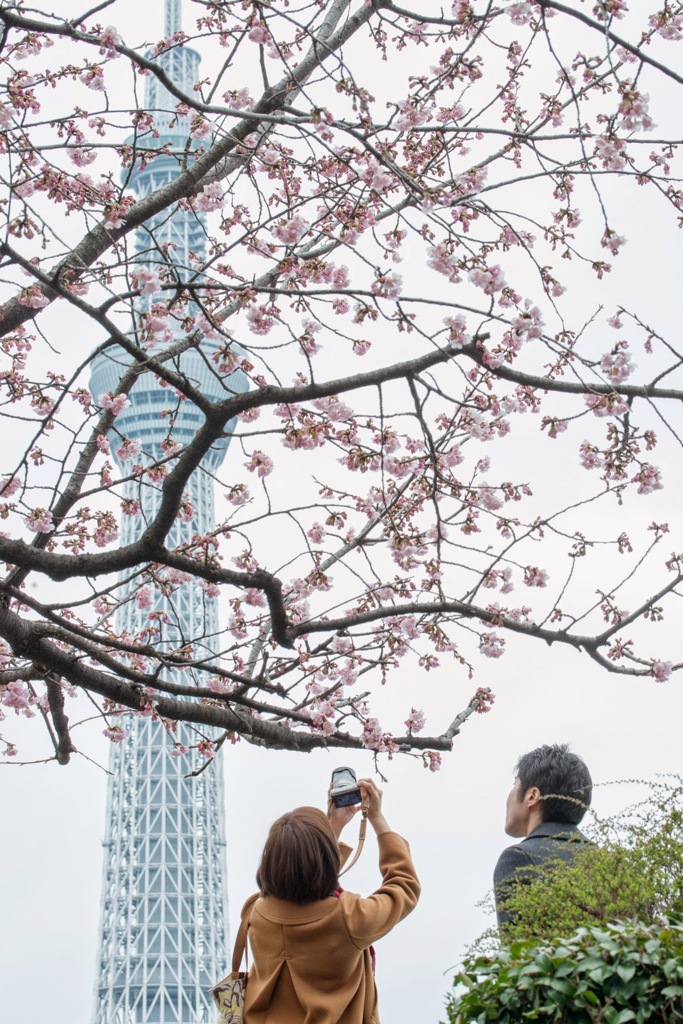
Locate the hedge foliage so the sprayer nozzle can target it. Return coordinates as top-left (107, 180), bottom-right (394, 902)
top-left (445, 915), bottom-right (683, 1024)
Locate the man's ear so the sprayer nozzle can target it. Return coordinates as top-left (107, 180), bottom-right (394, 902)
top-left (525, 786), bottom-right (542, 808)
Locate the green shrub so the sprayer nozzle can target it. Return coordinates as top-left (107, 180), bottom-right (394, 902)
top-left (444, 914), bottom-right (683, 1024)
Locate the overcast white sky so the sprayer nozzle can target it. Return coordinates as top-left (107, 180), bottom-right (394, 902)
top-left (1, 2), bottom-right (682, 1023)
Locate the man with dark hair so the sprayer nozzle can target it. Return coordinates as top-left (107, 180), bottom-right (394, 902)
top-left (494, 743), bottom-right (594, 928)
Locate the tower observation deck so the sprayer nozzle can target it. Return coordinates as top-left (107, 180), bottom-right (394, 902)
top-left (90, 3), bottom-right (247, 1021)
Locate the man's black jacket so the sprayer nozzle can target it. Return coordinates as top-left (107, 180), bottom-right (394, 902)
top-left (493, 821), bottom-right (593, 927)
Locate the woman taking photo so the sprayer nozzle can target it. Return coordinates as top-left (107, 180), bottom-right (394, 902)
top-left (226, 777), bottom-right (420, 1024)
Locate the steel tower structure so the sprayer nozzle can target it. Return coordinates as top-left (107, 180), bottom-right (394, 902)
top-left (90, 3), bottom-right (247, 1021)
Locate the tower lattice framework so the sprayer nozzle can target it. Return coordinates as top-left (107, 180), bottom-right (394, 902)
top-left (90, 3), bottom-right (247, 1020)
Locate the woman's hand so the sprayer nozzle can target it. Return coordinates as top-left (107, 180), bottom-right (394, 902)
top-left (327, 787), bottom-right (361, 840)
top-left (358, 777), bottom-right (391, 836)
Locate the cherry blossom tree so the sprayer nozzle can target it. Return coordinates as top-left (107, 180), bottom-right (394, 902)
top-left (0, 0), bottom-right (682, 768)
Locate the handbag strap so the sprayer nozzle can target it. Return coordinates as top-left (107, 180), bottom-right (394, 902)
top-left (231, 893), bottom-right (259, 973)
top-left (338, 798), bottom-right (369, 877)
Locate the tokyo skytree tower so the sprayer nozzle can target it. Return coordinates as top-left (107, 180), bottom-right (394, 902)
top-left (90, 2), bottom-right (247, 1021)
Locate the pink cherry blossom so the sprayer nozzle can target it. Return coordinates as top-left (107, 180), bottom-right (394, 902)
top-left (208, 677), bottom-right (233, 694)
top-left (79, 66), bottom-right (105, 91)
top-left (479, 633), bottom-right (505, 658)
top-left (198, 313), bottom-right (224, 342)
top-left (632, 463), bottom-right (663, 495)
top-left (469, 264), bottom-right (506, 295)
top-left (26, 508), bottom-right (53, 533)
top-left (478, 486), bottom-right (504, 512)
top-left (161, 439), bottom-right (183, 458)
top-left (371, 272), bottom-right (402, 299)
top-left (195, 181), bottom-right (224, 212)
top-left (394, 100), bottom-right (433, 131)
top-left (135, 586), bottom-right (153, 610)
top-left (245, 450), bottom-right (274, 478)
top-left (121, 498), bottom-right (141, 516)
top-left (423, 751), bottom-right (442, 772)
top-left (103, 725), bottom-right (126, 742)
top-left (223, 87), bottom-right (254, 109)
top-left (99, 26), bottom-right (122, 58)
top-left (524, 566), bottom-right (549, 587)
top-left (69, 147), bottom-right (96, 167)
top-left (99, 392), bottom-right (130, 417)
top-left (649, 11), bottom-right (683, 39)
top-left (618, 85), bottom-right (654, 131)
top-left (246, 304), bottom-right (276, 335)
top-left (650, 659), bottom-right (672, 682)
top-left (601, 230), bottom-right (627, 256)
top-left (116, 438), bottom-right (142, 461)
top-left (104, 198), bottom-right (134, 229)
top-left (177, 499), bottom-right (195, 523)
top-left (360, 161), bottom-right (395, 192)
top-left (146, 464), bottom-right (169, 483)
top-left (511, 303), bottom-right (544, 339)
top-left (314, 396), bottom-right (353, 421)
top-left (361, 716), bottom-right (383, 749)
top-left (600, 344), bottom-right (634, 384)
top-left (94, 518), bottom-right (119, 547)
top-left (142, 309), bottom-right (172, 346)
top-left (248, 23), bottom-right (270, 45)
top-left (1, 476), bottom-right (21, 496)
top-left (507, 2), bottom-right (534, 25)
top-left (198, 580), bottom-right (221, 598)
top-left (310, 699), bottom-right (336, 735)
top-left (585, 393), bottom-right (629, 418)
top-left (272, 215), bottom-right (309, 246)
top-left (595, 137), bottom-right (627, 171)
top-left (594, 0), bottom-right (628, 21)
top-left (452, 2), bottom-right (473, 22)
top-left (226, 484), bottom-right (250, 506)
top-left (405, 708), bottom-right (426, 733)
top-left (2, 681), bottom-right (33, 713)
top-left (475, 688), bottom-right (495, 713)
top-left (18, 285), bottom-right (49, 309)
top-left (428, 244), bottom-right (461, 282)
top-left (190, 116), bottom-right (213, 140)
top-left (130, 266), bottom-right (160, 295)
top-left (307, 522), bottom-right (325, 544)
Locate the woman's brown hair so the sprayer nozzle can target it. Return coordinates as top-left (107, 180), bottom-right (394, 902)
top-left (256, 806), bottom-right (340, 903)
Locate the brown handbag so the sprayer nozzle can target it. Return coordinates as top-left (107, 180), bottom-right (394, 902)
top-left (210, 895), bottom-right (257, 1023)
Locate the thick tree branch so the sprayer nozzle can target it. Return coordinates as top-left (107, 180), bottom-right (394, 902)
top-left (45, 673), bottom-right (77, 766)
top-left (0, 598), bottom-right (483, 753)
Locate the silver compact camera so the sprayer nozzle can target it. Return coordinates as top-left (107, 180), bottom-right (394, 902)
top-left (330, 766), bottom-right (362, 808)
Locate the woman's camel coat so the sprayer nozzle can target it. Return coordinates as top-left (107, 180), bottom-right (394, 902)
top-left (238, 831), bottom-right (420, 1024)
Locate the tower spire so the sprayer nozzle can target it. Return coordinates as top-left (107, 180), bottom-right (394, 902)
top-left (146, 0), bottom-right (197, 123)
top-left (165, 0), bottom-right (182, 37)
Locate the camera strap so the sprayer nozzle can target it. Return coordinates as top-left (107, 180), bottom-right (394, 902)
top-left (338, 796), bottom-right (369, 876)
